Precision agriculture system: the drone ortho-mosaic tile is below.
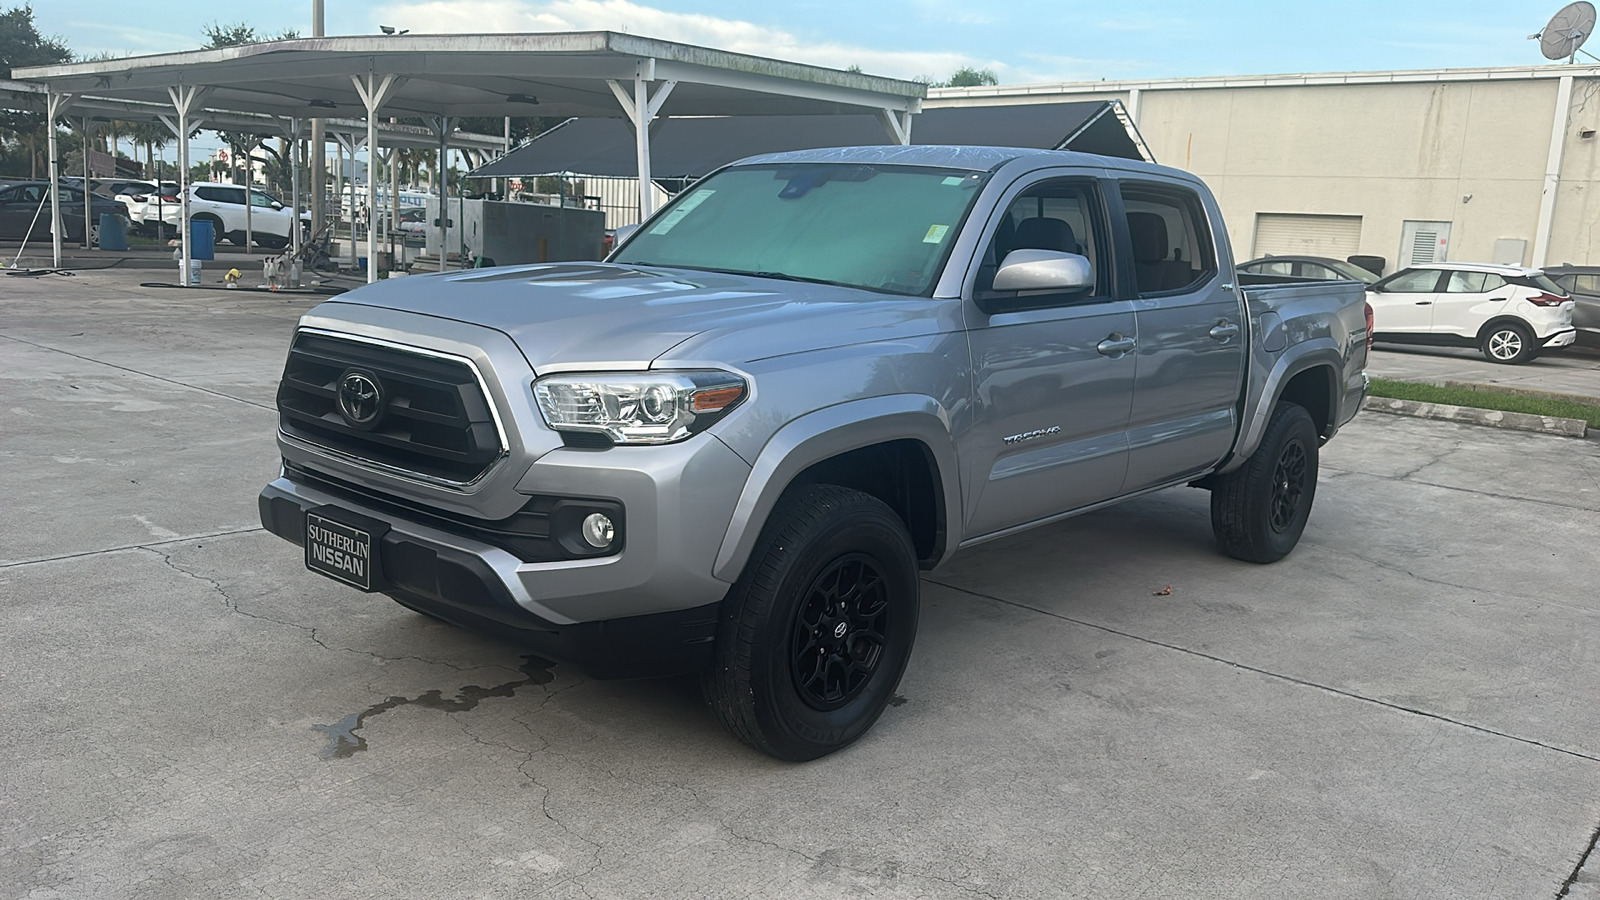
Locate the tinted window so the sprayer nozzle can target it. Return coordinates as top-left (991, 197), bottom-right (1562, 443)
top-left (1120, 184), bottom-right (1216, 295)
top-left (979, 179), bottom-right (1106, 297)
top-left (1246, 260), bottom-right (1294, 276)
top-left (1379, 269), bottom-right (1443, 292)
top-left (195, 187), bottom-right (224, 202)
top-left (1575, 274), bottom-right (1600, 294)
top-left (1302, 263), bottom-right (1339, 280)
top-left (1445, 271), bottom-right (1488, 293)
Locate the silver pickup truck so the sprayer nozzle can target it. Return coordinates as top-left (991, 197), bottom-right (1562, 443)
top-left (259, 145), bottom-right (1369, 760)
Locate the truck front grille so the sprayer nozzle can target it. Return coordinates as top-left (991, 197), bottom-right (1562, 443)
top-left (276, 332), bottom-right (504, 485)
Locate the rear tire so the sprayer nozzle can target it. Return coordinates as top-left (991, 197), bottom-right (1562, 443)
top-left (1481, 322), bottom-right (1536, 364)
top-left (1211, 402), bottom-right (1319, 564)
top-left (702, 484), bottom-right (919, 761)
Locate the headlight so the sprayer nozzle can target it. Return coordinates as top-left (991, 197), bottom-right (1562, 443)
top-left (533, 371), bottom-right (747, 445)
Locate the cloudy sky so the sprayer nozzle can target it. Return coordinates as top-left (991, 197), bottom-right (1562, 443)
top-left (37, 0), bottom-right (1572, 85)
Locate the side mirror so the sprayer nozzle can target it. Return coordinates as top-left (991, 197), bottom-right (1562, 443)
top-left (992, 249), bottom-right (1095, 292)
top-left (612, 223), bottom-right (640, 246)
top-left (271, 201), bottom-right (283, 210)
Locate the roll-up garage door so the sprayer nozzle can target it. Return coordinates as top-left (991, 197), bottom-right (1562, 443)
top-left (1251, 213), bottom-right (1363, 259)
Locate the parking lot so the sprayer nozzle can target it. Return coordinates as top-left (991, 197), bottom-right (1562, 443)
top-left (3, 270), bottom-right (1599, 899)
top-left (1369, 343), bottom-right (1600, 401)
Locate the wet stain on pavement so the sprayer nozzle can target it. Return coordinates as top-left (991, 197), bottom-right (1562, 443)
top-left (313, 655), bottom-right (555, 759)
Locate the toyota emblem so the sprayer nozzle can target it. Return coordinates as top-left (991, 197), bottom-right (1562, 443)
top-left (337, 371), bottom-right (384, 427)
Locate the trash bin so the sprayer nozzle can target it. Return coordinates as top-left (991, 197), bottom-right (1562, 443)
top-left (190, 219), bottom-right (215, 261)
top-left (98, 214), bottom-right (128, 251)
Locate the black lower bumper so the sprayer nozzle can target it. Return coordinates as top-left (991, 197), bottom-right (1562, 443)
top-left (259, 487), bottom-right (721, 680)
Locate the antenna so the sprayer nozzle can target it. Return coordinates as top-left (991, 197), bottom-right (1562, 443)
top-left (1531, 1), bottom-right (1598, 63)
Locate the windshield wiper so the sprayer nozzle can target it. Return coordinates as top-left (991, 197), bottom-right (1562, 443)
top-left (734, 269), bottom-right (846, 287)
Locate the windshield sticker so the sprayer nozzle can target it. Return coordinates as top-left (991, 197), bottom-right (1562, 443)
top-left (941, 176), bottom-right (965, 186)
top-left (649, 189), bottom-right (716, 235)
top-left (923, 224), bottom-right (950, 244)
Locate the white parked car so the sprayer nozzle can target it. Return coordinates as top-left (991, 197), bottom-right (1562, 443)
top-left (1367, 263), bottom-right (1577, 364)
top-left (152, 183), bottom-right (310, 249)
top-left (113, 181), bottom-right (179, 234)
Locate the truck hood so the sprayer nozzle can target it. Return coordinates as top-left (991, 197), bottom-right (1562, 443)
top-left (320, 262), bottom-right (950, 370)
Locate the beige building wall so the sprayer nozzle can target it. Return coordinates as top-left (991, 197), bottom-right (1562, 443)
top-left (931, 68), bottom-right (1600, 272)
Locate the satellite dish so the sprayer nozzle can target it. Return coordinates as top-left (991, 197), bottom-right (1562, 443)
top-left (1533, 1), bottom-right (1597, 62)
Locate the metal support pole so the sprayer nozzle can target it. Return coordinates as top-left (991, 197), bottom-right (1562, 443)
top-left (358, 77), bottom-right (392, 283)
top-left (164, 85), bottom-right (208, 286)
top-left (607, 75), bottom-right (675, 222)
top-left (290, 118), bottom-right (303, 286)
top-left (82, 117), bottom-right (92, 248)
top-left (430, 116), bottom-right (452, 272)
top-left (46, 91), bottom-right (71, 267)
top-left (244, 139), bottom-right (253, 253)
top-left (1532, 74), bottom-right (1575, 268)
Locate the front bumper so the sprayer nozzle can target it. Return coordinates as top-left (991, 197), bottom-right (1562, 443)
top-left (259, 476), bottom-right (727, 679)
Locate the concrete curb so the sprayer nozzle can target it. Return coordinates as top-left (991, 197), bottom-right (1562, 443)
top-left (1362, 396), bottom-right (1589, 438)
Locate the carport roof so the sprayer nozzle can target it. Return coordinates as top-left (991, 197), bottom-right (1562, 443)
top-left (469, 100), bottom-right (1153, 179)
top-left (0, 79), bottom-right (507, 149)
top-left (10, 32), bottom-right (926, 121)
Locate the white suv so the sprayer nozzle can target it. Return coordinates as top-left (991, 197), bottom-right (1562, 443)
top-left (154, 183), bottom-right (310, 249)
top-left (1367, 263), bottom-right (1577, 364)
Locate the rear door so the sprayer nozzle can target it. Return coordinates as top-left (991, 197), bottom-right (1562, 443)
top-left (1115, 179), bottom-right (1247, 491)
top-left (1430, 270), bottom-right (1510, 338)
top-left (1368, 268), bottom-right (1446, 334)
top-left (959, 171), bottom-right (1137, 538)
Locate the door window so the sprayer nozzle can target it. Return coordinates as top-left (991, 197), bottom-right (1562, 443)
top-left (1119, 184), bottom-right (1216, 295)
top-left (250, 190), bottom-right (278, 208)
top-left (1574, 274), bottom-right (1600, 294)
top-left (1379, 269), bottom-right (1444, 292)
top-left (1248, 260), bottom-right (1294, 276)
top-left (978, 179), bottom-right (1107, 300)
top-left (1444, 271), bottom-right (1488, 293)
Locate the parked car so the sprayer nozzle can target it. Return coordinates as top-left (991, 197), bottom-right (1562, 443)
top-left (0, 181), bottom-right (129, 243)
top-left (394, 206), bottom-right (427, 236)
top-left (151, 182), bottom-right (310, 248)
top-left (1238, 255), bottom-right (1381, 285)
top-left (1366, 262), bottom-right (1576, 364)
top-left (109, 181), bottom-right (178, 234)
top-left (258, 145), bottom-right (1370, 760)
top-left (1541, 265), bottom-right (1600, 349)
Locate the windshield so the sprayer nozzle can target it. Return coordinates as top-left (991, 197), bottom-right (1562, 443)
top-left (613, 163), bottom-right (989, 296)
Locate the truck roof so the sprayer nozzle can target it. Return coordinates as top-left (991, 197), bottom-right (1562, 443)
top-left (732, 144), bottom-right (1182, 180)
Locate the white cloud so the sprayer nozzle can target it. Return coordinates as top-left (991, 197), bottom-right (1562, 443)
top-left (381, 0), bottom-right (1005, 80)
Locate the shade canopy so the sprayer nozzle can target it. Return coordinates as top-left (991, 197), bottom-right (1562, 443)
top-left (470, 100), bottom-right (1151, 179)
top-left (11, 32), bottom-right (925, 122)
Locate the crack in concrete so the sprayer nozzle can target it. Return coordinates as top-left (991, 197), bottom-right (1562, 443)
top-left (0, 526), bottom-right (265, 569)
top-left (1322, 464), bottom-right (1600, 516)
top-left (1558, 821), bottom-right (1600, 899)
top-left (141, 545), bottom-right (518, 675)
top-left (0, 332), bottom-right (276, 410)
top-left (926, 578), bottom-right (1600, 765)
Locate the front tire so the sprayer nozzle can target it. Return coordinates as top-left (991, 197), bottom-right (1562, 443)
top-left (703, 485), bottom-right (920, 761)
top-left (1482, 322), bottom-right (1536, 364)
top-left (1211, 402), bottom-right (1319, 564)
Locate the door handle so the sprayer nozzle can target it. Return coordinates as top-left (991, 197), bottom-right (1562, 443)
top-left (1415, 301), bottom-right (1432, 305)
top-left (1209, 321), bottom-right (1240, 341)
top-left (1097, 333), bottom-right (1137, 357)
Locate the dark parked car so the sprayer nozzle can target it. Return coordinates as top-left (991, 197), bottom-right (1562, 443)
top-left (0, 181), bottom-right (129, 243)
top-left (1238, 255), bottom-right (1381, 285)
top-left (1542, 265), bottom-right (1600, 348)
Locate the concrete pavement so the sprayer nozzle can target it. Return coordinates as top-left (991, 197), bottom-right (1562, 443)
top-left (3, 270), bottom-right (1599, 899)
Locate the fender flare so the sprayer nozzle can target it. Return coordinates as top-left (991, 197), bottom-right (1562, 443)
top-left (711, 394), bottom-right (961, 583)
top-left (1224, 339), bottom-right (1343, 473)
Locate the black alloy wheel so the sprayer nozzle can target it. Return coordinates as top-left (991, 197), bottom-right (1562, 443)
top-left (790, 554), bottom-right (890, 711)
top-left (704, 484), bottom-right (919, 761)
top-left (1210, 401), bottom-right (1320, 563)
top-left (1268, 439), bottom-right (1308, 533)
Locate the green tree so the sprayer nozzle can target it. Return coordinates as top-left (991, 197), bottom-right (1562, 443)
top-left (0, 5), bottom-right (73, 177)
top-left (916, 67), bottom-right (1001, 89)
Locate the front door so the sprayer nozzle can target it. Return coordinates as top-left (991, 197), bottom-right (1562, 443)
top-left (959, 174), bottom-right (1137, 539)
top-left (1369, 268), bottom-right (1446, 334)
top-left (1116, 180), bottom-right (1247, 492)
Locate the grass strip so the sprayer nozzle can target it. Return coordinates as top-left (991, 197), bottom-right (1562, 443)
top-left (1368, 377), bottom-right (1600, 428)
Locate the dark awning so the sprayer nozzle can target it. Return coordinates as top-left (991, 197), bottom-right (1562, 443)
top-left (471, 100), bottom-right (1151, 179)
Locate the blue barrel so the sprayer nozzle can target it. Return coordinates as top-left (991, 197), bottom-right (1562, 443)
top-left (190, 219), bottom-right (215, 260)
top-left (98, 213), bottom-right (128, 251)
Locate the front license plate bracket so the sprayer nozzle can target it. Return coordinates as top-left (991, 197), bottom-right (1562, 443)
top-left (305, 507), bottom-right (390, 591)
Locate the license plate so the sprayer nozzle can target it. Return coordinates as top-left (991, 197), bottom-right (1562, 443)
top-left (305, 511), bottom-right (378, 590)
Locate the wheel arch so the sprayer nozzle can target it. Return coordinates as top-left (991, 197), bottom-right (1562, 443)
top-left (712, 395), bottom-right (960, 583)
top-left (1475, 315), bottom-right (1533, 343)
top-left (1222, 340), bottom-right (1344, 474)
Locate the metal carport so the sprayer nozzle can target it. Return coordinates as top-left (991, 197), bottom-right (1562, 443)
top-left (12, 32), bottom-right (925, 283)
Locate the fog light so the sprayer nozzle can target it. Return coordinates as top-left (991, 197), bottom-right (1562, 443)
top-left (581, 512), bottom-right (615, 549)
